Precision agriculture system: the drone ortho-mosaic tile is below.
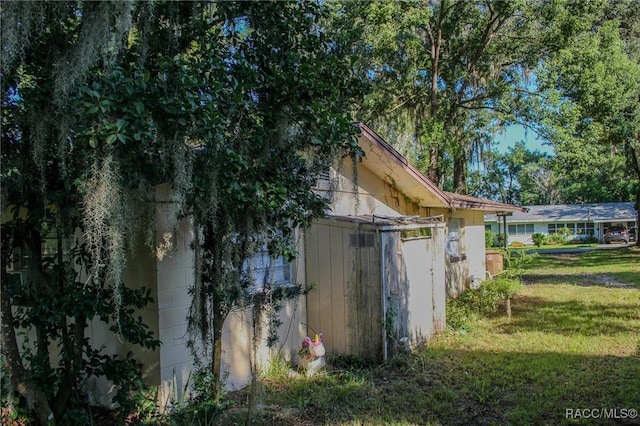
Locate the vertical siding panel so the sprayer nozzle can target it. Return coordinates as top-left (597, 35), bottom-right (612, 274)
top-left (369, 233), bottom-right (382, 360)
top-left (329, 225), bottom-right (346, 354)
top-left (362, 234), bottom-right (371, 358)
top-left (316, 224), bottom-right (334, 352)
top-left (304, 225), bottom-right (319, 341)
top-left (345, 227), bottom-right (357, 356)
top-left (359, 233), bottom-right (371, 357)
top-left (432, 227), bottom-right (447, 333)
top-left (356, 235), bottom-right (367, 357)
top-left (342, 225), bottom-right (351, 356)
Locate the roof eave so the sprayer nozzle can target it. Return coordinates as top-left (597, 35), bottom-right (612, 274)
top-left (357, 122), bottom-right (452, 208)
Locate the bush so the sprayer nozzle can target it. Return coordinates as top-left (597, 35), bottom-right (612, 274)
top-left (547, 227), bottom-right (573, 245)
top-left (446, 300), bottom-right (479, 332)
top-left (503, 249), bottom-right (538, 279)
top-left (485, 230), bottom-right (497, 248)
top-left (532, 233), bottom-right (546, 247)
top-left (487, 276), bottom-right (523, 299)
top-left (446, 277), bottom-right (523, 331)
top-left (547, 232), bottom-right (567, 244)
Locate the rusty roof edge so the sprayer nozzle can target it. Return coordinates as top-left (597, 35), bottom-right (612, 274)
top-left (356, 122), bottom-right (526, 214)
top-left (357, 122), bottom-right (452, 207)
top-left (445, 191), bottom-right (529, 213)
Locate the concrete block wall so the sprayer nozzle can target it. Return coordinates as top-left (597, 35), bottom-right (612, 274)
top-left (155, 186), bottom-right (196, 407)
top-left (153, 186), bottom-right (308, 404)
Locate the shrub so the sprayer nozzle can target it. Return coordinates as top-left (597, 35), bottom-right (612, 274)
top-left (446, 299), bottom-right (479, 332)
top-left (446, 277), bottom-right (523, 331)
top-left (532, 233), bottom-right (546, 247)
top-left (485, 230), bottom-right (497, 248)
top-left (503, 249), bottom-right (538, 279)
top-left (548, 232), bottom-right (567, 244)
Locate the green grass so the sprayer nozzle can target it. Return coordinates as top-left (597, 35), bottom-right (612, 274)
top-left (214, 247), bottom-right (640, 425)
top-left (523, 246), bottom-right (640, 287)
top-left (509, 240), bottom-right (637, 251)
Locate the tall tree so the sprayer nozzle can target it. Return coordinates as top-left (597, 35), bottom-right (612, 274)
top-left (2, 3), bottom-right (160, 424)
top-left (535, 0), bottom-right (640, 212)
top-left (182, 1), bottom-right (362, 400)
top-left (1, 1), bottom-right (361, 423)
top-left (467, 142), bottom-right (557, 205)
top-left (337, 0), bottom-right (558, 193)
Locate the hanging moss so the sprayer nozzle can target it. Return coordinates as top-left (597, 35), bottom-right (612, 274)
top-left (2, 1), bottom-right (363, 419)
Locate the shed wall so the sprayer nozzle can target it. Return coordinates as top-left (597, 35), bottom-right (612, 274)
top-left (382, 227), bottom-right (445, 355)
top-left (326, 160), bottom-right (429, 218)
top-left (154, 185), bottom-right (306, 404)
top-left (305, 220), bottom-right (383, 360)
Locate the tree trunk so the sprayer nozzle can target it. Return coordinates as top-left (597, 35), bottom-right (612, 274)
top-left (1, 274), bottom-right (55, 426)
top-left (629, 145), bottom-right (640, 247)
top-left (52, 315), bottom-right (87, 419)
top-left (453, 140), bottom-right (467, 194)
top-left (427, 1), bottom-right (444, 185)
top-left (211, 313), bottom-right (224, 401)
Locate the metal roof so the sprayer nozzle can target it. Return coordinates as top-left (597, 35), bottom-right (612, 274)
top-left (485, 202), bottom-right (637, 223)
top-left (321, 214), bottom-right (445, 231)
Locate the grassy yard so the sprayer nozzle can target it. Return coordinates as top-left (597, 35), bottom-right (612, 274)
top-left (214, 247), bottom-right (640, 425)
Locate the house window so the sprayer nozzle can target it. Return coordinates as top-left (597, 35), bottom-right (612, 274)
top-left (576, 222), bottom-right (595, 235)
top-left (318, 169), bottom-right (330, 182)
top-left (314, 167), bottom-right (332, 191)
top-left (548, 223), bottom-right (571, 234)
top-left (508, 224), bottom-right (534, 235)
top-left (548, 223), bottom-right (581, 234)
top-left (8, 230), bottom-right (71, 271)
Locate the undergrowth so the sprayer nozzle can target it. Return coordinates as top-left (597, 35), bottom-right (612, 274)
top-left (447, 277), bottom-right (523, 331)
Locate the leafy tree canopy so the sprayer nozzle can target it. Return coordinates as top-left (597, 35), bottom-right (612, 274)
top-left (1, 1), bottom-right (362, 423)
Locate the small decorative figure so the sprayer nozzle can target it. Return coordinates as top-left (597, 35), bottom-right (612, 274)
top-left (297, 333), bottom-right (326, 377)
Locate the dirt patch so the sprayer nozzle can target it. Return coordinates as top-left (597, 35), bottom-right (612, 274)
top-left (523, 273), bottom-right (632, 288)
top-left (584, 274), bottom-right (631, 287)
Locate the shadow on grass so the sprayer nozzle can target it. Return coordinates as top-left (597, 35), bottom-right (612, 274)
top-left (527, 247), bottom-right (640, 270)
top-left (578, 246), bottom-right (639, 261)
top-left (522, 273), bottom-right (640, 288)
top-left (221, 348), bottom-right (640, 426)
top-left (498, 295), bottom-right (640, 336)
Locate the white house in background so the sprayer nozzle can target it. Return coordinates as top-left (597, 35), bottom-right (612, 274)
top-left (484, 202), bottom-right (638, 246)
top-left (81, 122), bottom-right (525, 408)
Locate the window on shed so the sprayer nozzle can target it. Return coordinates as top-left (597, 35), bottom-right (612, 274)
top-left (8, 230), bottom-right (72, 272)
top-left (401, 228), bottom-right (432, 239)
top-left (447, 219), bottom-right (466, 262)
top-left (349, 232), bottom-right (376, 248)
top-left (245, 249), bottom-right (291, 292)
